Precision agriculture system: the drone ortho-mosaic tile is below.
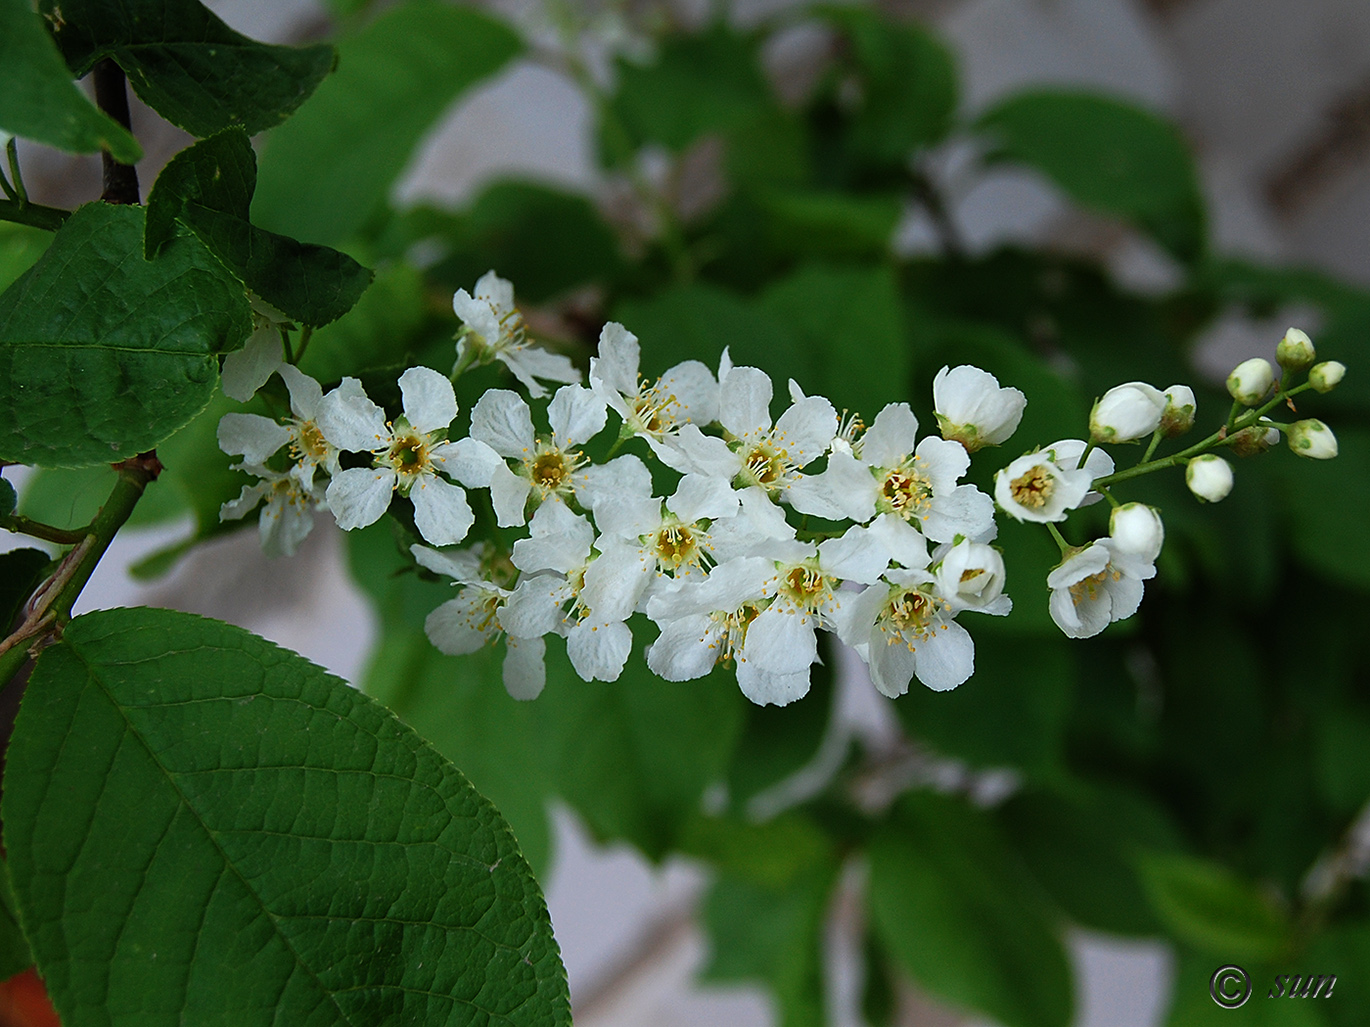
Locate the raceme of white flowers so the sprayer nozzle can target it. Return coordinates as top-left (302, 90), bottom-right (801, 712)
top-left (217, 285), bottom-right (1346, 706)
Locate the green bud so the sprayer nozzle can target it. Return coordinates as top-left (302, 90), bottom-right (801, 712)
top-left (1309, 361), bottom-right (1346, 393)
top-left (1276, 327), bottom-right (1316, 372)
top-left (1287, 419), bottom-right (1338, 460)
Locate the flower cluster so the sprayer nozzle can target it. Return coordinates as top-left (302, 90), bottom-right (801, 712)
top-left (219, 281), bottom-right (1345, 707)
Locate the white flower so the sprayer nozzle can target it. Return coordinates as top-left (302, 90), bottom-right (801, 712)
top-left (317, 366), bottom-right (482, 545)
top-left (218, 364), bottom-right (341, 489)
top-left (993, 444), bottom-right (1097, 523)
top-left (453, 271), bottom-right (580, 398)
top-left (1186, 454), bottom-right (1233, 502)
top-left (932, 537), bottom-right (1011, 616)
top-left (411, 543), bottom-right (546, 700)
top-left (1089, 382), bottom-right (1166, 443)
top-left (468, 384), bottom-right (609, 527)
top-left (589, 321), bottom-right (719, 463)
top-left (1047, 539), bottom-right (1154, 639)
top-left (1276, 327), bottom-right (1316, 372)
top-left (667, 361), bottom-right (836, 509)
top-left (220, 464), bottom-right (321, 558)
top-left (1227, 358), bottom-right (1274, 406)
top-left (837, 570), bottom-right (974, 695)
top-left (221, 296), bottom-right (291, 402)
top-left (1160, 384), bottom-right (1196, 437)
top-left (1287, 419), bottom-right (1338, 460)
top-left (1309, 361), bottom-right (1345, 393)
top-left (932, 364), bottom-right (1026, 452)
top-left (792, 402), bottom-right (996, 543)
top-left (1109, 503), bottom-right (1164, 561)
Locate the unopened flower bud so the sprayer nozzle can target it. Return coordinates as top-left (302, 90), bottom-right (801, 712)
top-left (1186, 454), bottom-right (1234, 503)
top-left (1089, 382), bottom-right (1166, 443)
top-left (1227, 422), bottom-right (1279, 457)
top-left (1109, 502), bottom-right (1164, 561)
top-left (1227, 358), bottom-right (1275, 406)
top-left (1276, 327), bottom-right (1316, 372)
top-left (933, 365), bottom-right (1026, 452)
top-left (1287, 419), bottom-right (1338, 460)
top-left (1309, 361), bottom-right (1346, 393)
top-left (1159, 385), bottom-right (1196, 437)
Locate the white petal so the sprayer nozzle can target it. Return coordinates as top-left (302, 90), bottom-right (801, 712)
top-left (425, 594), bottom-right (495, 655)
top-left (669, 473), bottom-right (738, 523)
top-left (471, 389), bottom-right (536, 458)
top-left (499, 577), bottom-right (568, 637)
top-left (278, 362), bottom-right (324, 420)
top-left (549, 384), bottom-right (608, 448)
top-left (818, 525), bottom-right (890, 584)
top-left (490, 463), bottom-right (533, 527)
top-left (220, 480), bottom-right (270, 522)
top-left (221, 325), bottom-right (282, 402)
top-left (580, 542), bottom-right (654, 621)
top-left (647, 615), bottom-right (721, 681)
top-left (217, 413), bottom-right (291, 465)
top-left (410, 543), bottom-right (483, 583)
top-left (399, 366), bottom-right (458, 433)
top-left (773, 395), bottom-right (838, 467)
top-left (863, 404), bottom-right (918, 468)
top-left (411, 476), bottom-right (475, 546)
top-left (326, 466), bottom-right (395, 530)
top-left (503, 346), bottom-right (582, 397)
top-left (720, 366), bottom-right (773, 437)
top-left (923, 484), bottom-right (996, 544)
top-left (914, 436), bottom-right (971, 492)
top-left (567, 619), bottom-right (633, 682)
top-left (910, 621), bottom-right (974, 691)
top-left (869, 634), bottom-right (919, 698)
top-left (579, 454), bottom-right (653, 511)
top-left (592, 321), bottom-right (641, 397)
top-left (744, 608), bottom-right (817, 676)
top-left (259, 487), bottom-right (315, 558)
top-left (735, 662), bottom-right (811, 707)
top-left (503, 635), bottom-right (547, 700)
top-left (659, 360), bottom-right (719, 427)
top-left (318, 378), bottom-right (390, 452)
top-left (667, 424), bottom-right (739, 479)
top-left (867, 514), bottom-right (931, 570)
top-left (433, 436), bottom-right (503, 488)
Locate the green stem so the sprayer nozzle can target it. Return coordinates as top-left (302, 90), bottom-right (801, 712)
top-left (1046, 522), bottom-right (1071, 554)
top-left (0, 199), bottom-right (69, 232)
top-left (1224, 399), bottom-right (1243, 434)
top-left (1076, 440), bottom-right (1096, 471)
top-left (451, 343), bottom-right (480, 382)
top-left (0, 454), bottom-right (160, 689)
top-left (292, 325), bottom-right (314, 365)
top-left (1140, 426), bottom-right (1164, 463)
top-left (1, 514), bottom-right (91, 546)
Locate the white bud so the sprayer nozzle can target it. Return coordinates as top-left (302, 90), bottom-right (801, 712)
top-left (933, 365), bottom-right (1027, 452)
top-left (1109, 502), bottom-right (1164, 561)
top-left (1186, 454), bottom-right (1234, 503)
top-left (1309, 361), bottom-right (1346, 393)
top-left (1160, 384), bottom-right (1196, 437)
top-left (1227, 358), bottom-right (1275, 406)
top-left (1286, 419), bottom-right (1338, 460)
top-left (1089, 382), bottom-right (1167, 443)
top-left (1276, 327), bottom-right (1316, 372)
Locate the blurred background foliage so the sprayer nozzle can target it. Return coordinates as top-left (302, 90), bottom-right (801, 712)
top-left (11, 0), bottom-right (1370, 1023)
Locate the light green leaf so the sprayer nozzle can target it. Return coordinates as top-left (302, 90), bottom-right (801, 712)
top-left (0, 0), bottom-right (141, 162)
top-left (1136, 851), bottom-right (1290, 962)
top-left (0, 202), bottom-right (250, 467)
top-left (975, 90), bottom-right (1206, 263)
top-left (3, 606), bottom-right (571, 1027)
top-left (253, 2), bottom-right (522, 245)
top-left (0, 223), bottom-right (54, 295)
top-left (868, 792), bottom-right (1073, 1027)
top-left (758, 191), bottom-right (902, 261)
top-left (41, 0), bottom-right (335, 138)
top-left (146, 129), bottom-right (372, 326)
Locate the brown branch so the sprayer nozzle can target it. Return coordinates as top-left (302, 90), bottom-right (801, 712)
top-left (93, 59), bottom-right (140, 205)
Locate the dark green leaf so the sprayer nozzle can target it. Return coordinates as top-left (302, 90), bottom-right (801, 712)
top-left (975, 91), bottom-right (1206, 263)
top-left (4, 606), bottom-right (571, 1027)
top-left (253, 2), bottom-right (522, 245)
top-left (1136, 851), bottom-right (1290, 962)
top-left (759, 263), bottom-right (908, 417)
top-left (724, 661), bottom-right (832, 812)
top-left (1314, 712), bottom-right (1370, 812)
top-left (0, 0), bottom-right (141, 162)
top-left (0, 863), bottom-right (32, 981)
top-left (1306, 922), bottom-right (1370, 1027)
top-left (0, 202), bottom-right (250, 467)
top-left (868, 792), bottom-right (1073, 1027)
top-left (299, 262), bottom-right (429, 385)
top-left (146, 129), bottom-right (372, 326)
top-left (0, 476), bottom-right (13, 519)
top-left (679, 812), bottom-right (833, 890)
top-left (40, 0), bottom-right (335, 138)
top-left (757, 191), bottom-right (901, 261)
top-left (1165, 949), bottom-right (1331, 1027)
top-left (0, 549), bottom-right (50, 635)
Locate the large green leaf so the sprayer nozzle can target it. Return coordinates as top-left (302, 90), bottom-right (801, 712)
top-left (1136, 851), bottom-right (1290, 963)
top-left (0, 202), bottom-right (250, 467)
top-left (146, 129), bottom-right (372, 327)
top-left (0, 863), bottom-right (32, 981)
top-left (0, 0), bottom-right (140, 162)
top-left (975, 91), bottom-right (1206, 263)
top-left (3, 606), bottom-right (571, 1027)
top-left (868, 792), bottom-right (1073, 1027)
top-left (40, 0), bottom-right (335, 138)
top-left (253, 2), bottom-right (522, 246)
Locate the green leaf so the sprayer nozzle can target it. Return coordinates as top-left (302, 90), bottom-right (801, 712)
top-left (0, 862), bottom-right (33, 981)
top-left (147, 129), bottom-right (372, 327)
top-left (0, 202), bottom-right (250, 467)
top-left (1136, 852), bottom-right (1290, 962)
top-left (1275, 427), bottom-right (1370, 589)
top-left (40, 0), bottom-right (335, 138)
top-left (0, 476), bottom-right (13, 519)
top-left (679, 813), bottom-right (833, 890)
top-left (1306, 922), bottom-right (1370, 1027)
top-left (757, 191), bottom-right (901, 261)
top-left (975, 90), bottom-right (1206, 263)
top-left (0, 223), bottom-right (54, 296)
top-left (0, 549), bottom-right (50, 638)
top-left (3, 606), bottom-right (571, 1027)
top-left (253, 2), bottom-right (522, 246)
top-left (759, 263), bottom-right (908, 418)
top-left (1165, 949), bottom-right (1331, 1027)
top-left (0, 0), bottom-right (141, 162)
top-left (299, 261), bottom-right (429, 385)
top-left (724, 661), bottom-right (832, 812)
top-left (868, 792), bottom-right (1073, 1027)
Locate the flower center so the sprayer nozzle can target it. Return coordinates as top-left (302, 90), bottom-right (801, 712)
top-left (778, 565), bottom-right (832, 612)
top-left (387, 430), bottom-right (432, 483)
top-left (653, 523), bottom-right (699, 572)
top-left (1068, 567), bottom-right (1119, 606)
top-left (877, 459), bottom-right (932, 518)
top-left (711, 603), bottom-right (763, 667)
top-left (525, 441), bottom-right (585, 497)
top-left (739, 440), bottom-right (789, 490)
top-left (1010, 465), bottom-right (1054, 509)
top-left (631, 381), bottom-right (676, 436)
top-left (885, 589), bottom-right (935, 639)
top-left (292, 420), bottom-right (330, 463)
